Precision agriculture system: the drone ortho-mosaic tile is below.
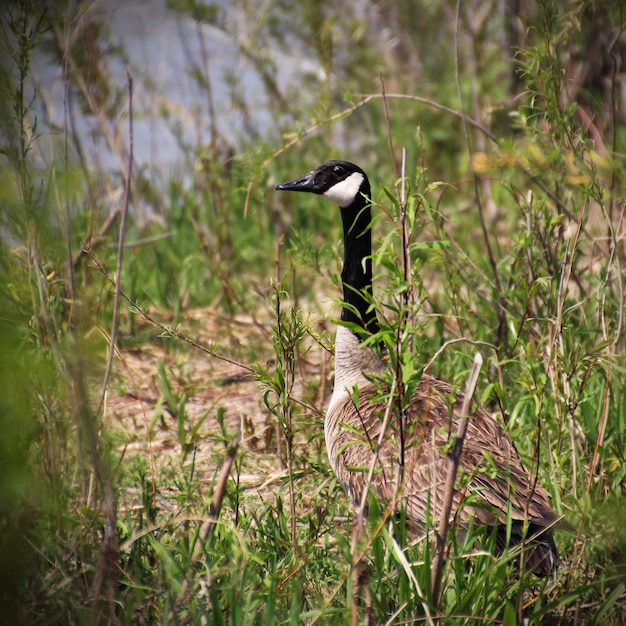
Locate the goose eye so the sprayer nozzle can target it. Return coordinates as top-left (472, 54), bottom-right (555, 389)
top-left (334, 165), bottom-right (345, 176)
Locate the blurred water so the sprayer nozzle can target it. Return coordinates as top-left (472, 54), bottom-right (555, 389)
top-left (31, 0), bottom-right (318, 179)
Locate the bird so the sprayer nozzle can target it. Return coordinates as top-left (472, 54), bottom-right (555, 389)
top-left (275, 160), bottom-right (568, 576)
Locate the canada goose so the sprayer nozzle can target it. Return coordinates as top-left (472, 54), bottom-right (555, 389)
top-left (276, 160), bottom-right (567, 576)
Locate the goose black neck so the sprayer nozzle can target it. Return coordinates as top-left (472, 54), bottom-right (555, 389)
top-left (340, 187), bottom-right (379, 337)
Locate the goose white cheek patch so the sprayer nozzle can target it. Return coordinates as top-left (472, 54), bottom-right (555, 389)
top-left (322, 172), bottom-right (365, 207)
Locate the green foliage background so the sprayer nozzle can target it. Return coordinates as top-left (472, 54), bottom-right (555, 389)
top-left (0, 0), bottom-right (624, 623)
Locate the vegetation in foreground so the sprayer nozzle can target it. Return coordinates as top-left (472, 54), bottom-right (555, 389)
top-left (0, 0), bottom-right (624, 623)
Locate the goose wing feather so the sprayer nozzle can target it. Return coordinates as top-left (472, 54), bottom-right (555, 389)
top-left (325, 374), bottom-right (557, 530)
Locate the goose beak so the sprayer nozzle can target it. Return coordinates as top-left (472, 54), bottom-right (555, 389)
top-left (275, 171), bottom-right (317, 193)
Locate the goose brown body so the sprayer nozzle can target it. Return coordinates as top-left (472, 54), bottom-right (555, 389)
top-left (276, 160), bottom-right (567, 576)
top-left (327, 339), bottom-right (556, 530)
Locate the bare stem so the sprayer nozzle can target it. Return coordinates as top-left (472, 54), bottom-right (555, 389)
top-left (179, 429), bottom-right (241, 603)
top-left (431, 351), bottom-right (483, 606)
top-left (91, 255), bottom-right (255, 375)
top-left (99, 70), bottom-right (133, 416)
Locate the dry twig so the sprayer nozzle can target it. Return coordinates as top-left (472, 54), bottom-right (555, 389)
top-left (179, 428), bottom-right (241, 602)
top-left (431, 351), bottom-right (483, 606)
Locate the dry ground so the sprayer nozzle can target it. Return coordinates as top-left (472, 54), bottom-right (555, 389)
top-left (106, 303), bottom-right (335, 515)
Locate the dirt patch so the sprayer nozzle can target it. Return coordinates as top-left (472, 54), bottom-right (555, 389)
top-left (106, 304), bottom-right (333, 511)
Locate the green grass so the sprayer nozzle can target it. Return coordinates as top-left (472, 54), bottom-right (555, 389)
top-left (1, 0), bottom-right (625, 623)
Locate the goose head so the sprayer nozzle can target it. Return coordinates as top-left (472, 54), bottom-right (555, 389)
top-left (275, 160), bottom-right (370, 209)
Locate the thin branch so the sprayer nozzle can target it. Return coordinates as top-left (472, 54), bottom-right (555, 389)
top-left (69, 347), bottom-right (117, 619)
top-left (398, 150), bottom-right (411, 468)
top-left (453, 0), bottom-right (501, 299)
top-left (355, 92), bottom-right (499, 142)
top-left (90, 255), bottom-right (255, 375)
top-left (380, 73), bottom-right (398, 182)
top-left (179, 428), bottom-right (241, 602)
top-left (98, 70), bottom-right (133, 417)
top-left (424, 337), bottom-right (497, 373)
top-left (71, 208), bottom-right (120, 269)
top-left (350, 373), bottom-right (397, 626)
top-left (93, 69), bottom-right (133, 623)
top-left (431, 351), bottom-right (483, 606)
top-left (62, 28), bottom-right (75, 303)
